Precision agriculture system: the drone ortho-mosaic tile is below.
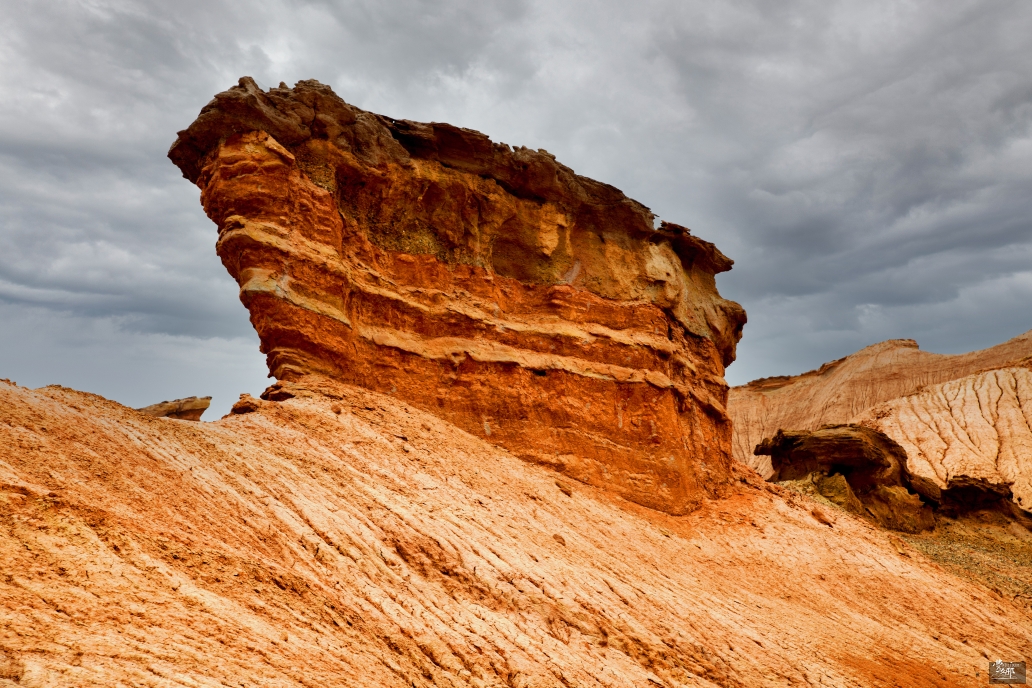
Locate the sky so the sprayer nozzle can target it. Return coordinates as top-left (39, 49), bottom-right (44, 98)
top-left (1, 0), bottom-right (1030, 418)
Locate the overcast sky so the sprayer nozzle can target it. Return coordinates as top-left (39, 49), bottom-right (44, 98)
top-left (1, 0), bottom-right (1030, 417)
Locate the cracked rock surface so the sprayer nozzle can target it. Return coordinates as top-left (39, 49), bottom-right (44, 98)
top-left (1, 378), bottom-right (1029, 687)
top-left (729, 331), bottom-right (1032, 472)
top-left (856, 367), bottom-right (1032, 512)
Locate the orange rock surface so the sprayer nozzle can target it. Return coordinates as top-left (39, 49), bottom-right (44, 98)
top-left (3, 377), bottom-right (1030, 686)
top-left (168, 77), bottom-right (746, 515)
top-left (729, 330), bottom-right (1032, 475)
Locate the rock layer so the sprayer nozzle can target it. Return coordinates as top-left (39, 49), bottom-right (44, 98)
top-left (169, 77), bottom-right (746, 514)
top-left (2, 378), bottom-right (1030, 686)
top-left (136, 396), bottom-right (211, 421)
top-left (856, 367), bottom-right (1032, 512)
top-left (730, 330), bottom-right (1032, 473)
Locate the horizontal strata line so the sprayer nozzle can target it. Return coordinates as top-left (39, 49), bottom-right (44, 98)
top-left (239, 270), bottom-right (353, 327)
top-left (238, 270), bottom-right (730, 415)
top-left (220, 218), bottom-right (678, 354)
top-left (359, 325), bottom-right (678, 391)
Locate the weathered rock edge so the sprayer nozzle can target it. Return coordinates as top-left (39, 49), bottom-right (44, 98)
top-left (136, 396), bottom-right (211, 421)
top-left (169, 77), bottom-right (746, 514)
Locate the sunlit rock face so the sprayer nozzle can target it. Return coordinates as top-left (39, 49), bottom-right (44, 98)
top-left (169, 77), bottom-right (746, 514)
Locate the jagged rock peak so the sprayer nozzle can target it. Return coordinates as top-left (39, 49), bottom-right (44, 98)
top-left (168, 77), bottom-right (746, 514)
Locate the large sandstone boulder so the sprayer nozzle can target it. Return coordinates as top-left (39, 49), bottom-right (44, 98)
top-left (730, 331), bottom-right (1032, 473)
top-left (756, 424), bottom-right (908, 489)
top-left (168, 77), bottom-right (746, 514)
top-left (856, 367), bottom-right (1032, 513)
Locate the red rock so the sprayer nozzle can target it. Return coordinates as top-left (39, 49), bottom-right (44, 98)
top-left (169, 77), bottom-right (747, 514)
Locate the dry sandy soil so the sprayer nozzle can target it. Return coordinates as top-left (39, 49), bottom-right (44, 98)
top-left (1, 376), bottom-right (1030, 687)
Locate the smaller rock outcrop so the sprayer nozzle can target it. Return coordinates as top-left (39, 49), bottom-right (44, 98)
top-left (757, 424), bottom-right (908, 489)
top-left (137, 396), bottom-right (211, 421)
top-left (756, 424), bottom-right (934, 532)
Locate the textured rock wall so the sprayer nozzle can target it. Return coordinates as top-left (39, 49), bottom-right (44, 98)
top-left (730, 331), bottom-right (1032, 473)
top-left (856, 367), bottom-right (1032, 512)
top-left (3, 378), bottom-right (1029, 686)
top-left (169, 77), bottom-right (746, 514)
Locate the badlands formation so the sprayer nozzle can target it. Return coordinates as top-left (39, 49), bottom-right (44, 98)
top-left (2, 378), bottom-right (1031, 686)
top-left (730, 330), bottom-right (1032, 515)
top-left (729, 330), bottom-right (1032, 470)
top-left (1, 77), bottom-right (1030, 685)
top-left (856, 367), bottom-right (1032, 512)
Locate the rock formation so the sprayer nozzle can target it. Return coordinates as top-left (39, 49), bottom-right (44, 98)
top-left (755, 424), bottom-right (935, 532)
top-left (136, 396), bottom-right (211, 421)
top-left (730, 330), bottom-right (1032, 473)
top-left (3, 377), bottom-right (1030, 686)
top-left (168, 77), bottom-right (746, 515)
top-left (855, 367), bottom-right (1032, 513)
top-left (757, 424), bottom-right (908, 487)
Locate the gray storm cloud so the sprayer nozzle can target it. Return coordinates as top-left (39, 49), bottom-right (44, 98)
top-left (1, 0), bottom-right (1030, 416)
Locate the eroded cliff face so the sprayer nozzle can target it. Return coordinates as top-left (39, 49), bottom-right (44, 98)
top-left (169, 77), bottom-right (746, 514)
top-left (729, 330), bottom-right (1032, 472)
top-left (855, 366), bottom-right (1032, 513)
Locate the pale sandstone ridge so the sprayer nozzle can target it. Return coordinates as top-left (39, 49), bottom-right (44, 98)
top-left (856, 367), bottom-right (1032, 512)
top-left (730, 329), bottom-right (1032, 473)
top-left (168, 77), bottom-right (746, 514)
top-left (136, 395), bottom-right (211, 421)
top-left (2, 378), bottom-right (1029, 686)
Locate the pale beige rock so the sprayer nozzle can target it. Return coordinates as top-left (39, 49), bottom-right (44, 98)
top-left (856, 367), bottom-right (1032, 511)
top-left (730, 330), bottom-right (1032, 476)
top-left (136, 395), bottom-right (211, 421)
top-left (1, 378), bottom-right (1029, 686)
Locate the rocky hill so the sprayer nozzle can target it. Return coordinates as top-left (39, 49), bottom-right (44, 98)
top-left (729, 330), bottom-right (1032, 472)
top-left (3, 377), bottom-right (1030, 686)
